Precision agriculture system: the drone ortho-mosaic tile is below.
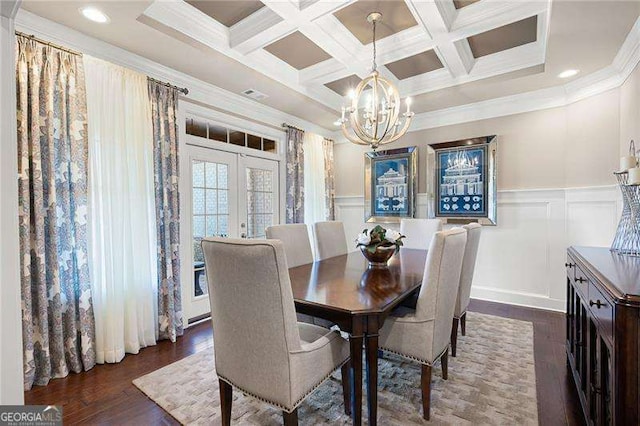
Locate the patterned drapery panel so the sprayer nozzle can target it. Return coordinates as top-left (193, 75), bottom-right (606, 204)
top-left (322, 138), bottom-right (336, 221)
top-left (148, 80), bottom-right (183, 342)
top-left (16, 36), bottom-right (96, 389)
top-left (285, 126), bottom-right (305, 223)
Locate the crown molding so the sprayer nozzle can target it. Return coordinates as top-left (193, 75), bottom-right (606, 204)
top-left (0, 1), bottom-right (20, 19)
top-left (332, 15), bottom-right (640, 142)
top-left (14, 9), bottom-right (334, 137)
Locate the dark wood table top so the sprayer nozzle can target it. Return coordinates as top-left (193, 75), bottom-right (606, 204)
top-left (569, 246), bottom-right (640, 306)
top-left (289, 248), bottom-right (427, 314)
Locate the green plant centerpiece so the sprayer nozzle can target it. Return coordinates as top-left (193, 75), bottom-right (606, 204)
top-left (356, 225), bottom-right (405, 267)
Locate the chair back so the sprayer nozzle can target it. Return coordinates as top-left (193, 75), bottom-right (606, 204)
top-left (455, 223), bottom-right (482, 317)
top-left (312, 221), bottom-right (348, 260)
top-left (400, 218), bottom-right (443, 250)
top-left (415, 228), bottom-right (467, 356)
top-left (201, 238), bottom-right (301, 406)
top-left (266, 224), bottom-right (313, 268)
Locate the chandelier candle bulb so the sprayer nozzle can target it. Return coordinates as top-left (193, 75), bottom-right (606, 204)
top-left (620, 155), bottom-right (638, 171)
top-left (629, 167), bottom-right (640, 185)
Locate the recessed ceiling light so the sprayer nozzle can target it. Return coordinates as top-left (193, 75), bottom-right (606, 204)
top-left (79, 7), bottom-right (110, 23)
top-left (558, 69), bottom-right (579, 79)
top-left (333, 120), bottom-right (342, 126)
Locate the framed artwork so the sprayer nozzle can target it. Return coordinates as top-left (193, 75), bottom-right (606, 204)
top-left (364, 146), bottom-right (417, 223)
top-left (430, 136), bottom-right (497, 225)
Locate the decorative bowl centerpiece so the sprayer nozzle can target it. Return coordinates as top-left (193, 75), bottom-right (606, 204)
top-left (356, 225), bottom-right (405, 267)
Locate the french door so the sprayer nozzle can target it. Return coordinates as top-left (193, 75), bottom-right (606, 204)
top-left (182, 145), bottom-right (280, 323)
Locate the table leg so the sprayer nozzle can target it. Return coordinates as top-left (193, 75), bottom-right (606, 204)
top-left (349, 333), bottom-right (363, 425)
top-left (365, 333), bottom-right (379, 426)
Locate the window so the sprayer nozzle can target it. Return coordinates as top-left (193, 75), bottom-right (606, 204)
top-left (186, 115), bottom-right (278, 154)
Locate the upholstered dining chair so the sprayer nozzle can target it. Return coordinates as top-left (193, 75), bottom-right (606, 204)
top-left (266, 224), bottom-right (329, 326)
top-left (312, 221), bottom-right (348, 261)
top-left (379, 228), bottom-right (467, 420)
top-left (451, 223), bottom-right (482, 357)
top-left (201, 238), bottom-right (351, 425)
top-left (265, 224), bottom-right (313, 268)
top-left (400, 218), bottom-right (443, 250)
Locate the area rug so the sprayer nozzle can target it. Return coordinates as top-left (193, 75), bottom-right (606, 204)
top-left (133, 313), bottom-right (538, 425)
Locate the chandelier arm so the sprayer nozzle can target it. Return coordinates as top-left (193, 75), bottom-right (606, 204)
top-left (341, 124), bottom-right (373, 145)
top-left (377, 93), bottom-right (394, 143)
top-left (381, 114), bottom-right (414, 145)
top-left (380, 119), bottom-right (400, 145)
top-left (351, 77), bottom-right (370, 140)
top-left (351, 117), bottom-right (377, 144)
top-left (381, 77), bottom-right (401, 138)
top-left (376, 79), bottom-right (393, 141)
top-left (344, 110), bottom-right (376, 145)
top-left (380, 80), bottom-right (397, 141)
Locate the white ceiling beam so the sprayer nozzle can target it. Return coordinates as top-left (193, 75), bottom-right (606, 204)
top-left (399, 41), bottom-right (544, 96)
top-left (142, 1), bottom-right (343, 109)
top-left (450, 1), bottom-right (548, 41)
top-left (299, 58), bottom-right (349, 85)
top-left (405, 0), bottom-right (470, 78)
top-left (230, 8), bottom-right (293, 54)
top-left (232, 0), bottom-right (355, 55)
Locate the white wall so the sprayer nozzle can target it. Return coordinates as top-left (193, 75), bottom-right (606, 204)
top-left (620, 61), bottom-right (640, 156)
top-left (0, 3), bottom-right (25, 404)
top-left (334, 86), bottom-right (628, 312)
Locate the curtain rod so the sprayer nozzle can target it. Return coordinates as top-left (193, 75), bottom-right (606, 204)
top-left (282, 123), bottom-right (304, 132)
top-left (15, 31), bottom-right (82, 56)
top-left (148, 77), bottom-right (189, 95)
top-left (15, 32), bottom-right (190, 96)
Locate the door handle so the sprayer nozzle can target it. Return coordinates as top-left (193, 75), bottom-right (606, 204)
top-left (575, 277), bottom-right (586, 283)
top-left (589, 299), bottom-right (604, 309)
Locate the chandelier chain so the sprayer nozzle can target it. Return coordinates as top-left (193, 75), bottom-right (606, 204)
top-left (372, 19), bottom-right (377, 72)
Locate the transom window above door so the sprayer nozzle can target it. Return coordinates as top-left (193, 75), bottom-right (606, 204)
top-left (186, 116), bottom-right (277, 153)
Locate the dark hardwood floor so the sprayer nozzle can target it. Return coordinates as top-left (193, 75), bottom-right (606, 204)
top-left (25, 300), bottom-right (584, 425)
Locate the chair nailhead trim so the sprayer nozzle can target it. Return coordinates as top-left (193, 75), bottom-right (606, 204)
top-left (379, 344), bottom-right (449, 366)
top-left (218, 359), bottom-right (349, 414)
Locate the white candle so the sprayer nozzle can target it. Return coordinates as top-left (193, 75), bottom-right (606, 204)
top-left (620, 156), bottom-right (638, 171)
top-left (629, 167), bottom-right (640, 185)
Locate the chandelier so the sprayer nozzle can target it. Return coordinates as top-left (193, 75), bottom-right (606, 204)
top-left (339, 12), bottom-right (414, 151)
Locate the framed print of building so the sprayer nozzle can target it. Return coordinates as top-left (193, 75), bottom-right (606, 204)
top-left (430, 136), bottom-right (497, 225)
top-left (364, 147), bottom-right (417, 223)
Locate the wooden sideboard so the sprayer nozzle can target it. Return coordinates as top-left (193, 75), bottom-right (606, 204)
top-left (566, 246), bottom-right (640, 425)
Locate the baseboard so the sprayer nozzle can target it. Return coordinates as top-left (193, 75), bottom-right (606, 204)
top-left (471, 286), bottom-right (566, 312)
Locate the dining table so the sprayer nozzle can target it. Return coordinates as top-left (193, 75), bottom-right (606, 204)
top-left (288, 248), bottom-right (428, 426)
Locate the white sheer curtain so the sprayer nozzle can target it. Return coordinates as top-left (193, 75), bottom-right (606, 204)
top-left (303, 132), bottom-right (327, 224)
top-left (84, 56), bottom-right (158, 364)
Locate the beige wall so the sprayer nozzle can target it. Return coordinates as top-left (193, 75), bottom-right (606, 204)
top-left (620, 62), bottom-right (640, 156)
top-left (335, 87), bottom-right (622, 196)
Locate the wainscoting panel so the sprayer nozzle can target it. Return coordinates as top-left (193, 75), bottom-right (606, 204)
top-left (335, 186), bottom-right (621, 312)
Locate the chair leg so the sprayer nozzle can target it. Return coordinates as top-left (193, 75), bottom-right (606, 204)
top-left (341, 360), bottom-right (352, 416)
top-left (283, 409), bottom-right (298, 426)
top-left (219, 379), bottom-right (232, 426)
top-left (451, 317), bottom-right (459, 357)
top-left (421, 364), bottom-right (432, 421)
top-left (461, 311), bottom-right (467, 336)
top-left (441, 349), bottom-right (449, 380)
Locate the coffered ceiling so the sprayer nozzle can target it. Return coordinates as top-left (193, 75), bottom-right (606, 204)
top-left (17, 1), bottom-right (640, 130)
top-left (139, 0), bottom-right (553, 111)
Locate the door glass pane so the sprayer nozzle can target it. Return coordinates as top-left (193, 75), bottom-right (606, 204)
top-left (193, 159), bottom-right (230, 298)
top-left (246, 167), bottom-right (275, 238)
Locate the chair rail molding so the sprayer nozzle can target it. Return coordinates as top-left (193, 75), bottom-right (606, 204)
top-left (0, 0), bottom-right (24, 405)
top-left (335, 185), bottom-right (620, 312)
